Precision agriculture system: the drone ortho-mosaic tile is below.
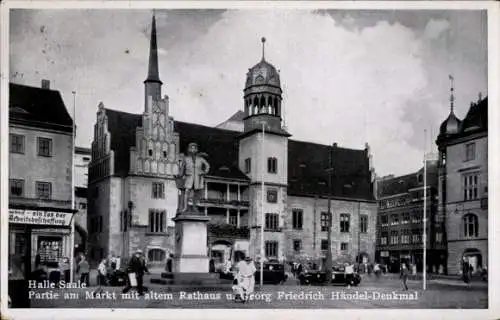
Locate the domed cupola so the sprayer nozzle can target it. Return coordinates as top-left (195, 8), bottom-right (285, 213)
top-left (439, 75), bottom-right (462, 137)
top-left (243, 37), bottom-right (285, 133)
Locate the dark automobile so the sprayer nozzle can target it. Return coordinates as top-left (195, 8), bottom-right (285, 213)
top-left (107, 259), bottom-right (127, 286)
top-left (220, 262), bottom-right (288, 285)
top-left (299, 266), bottom-right (361, 286)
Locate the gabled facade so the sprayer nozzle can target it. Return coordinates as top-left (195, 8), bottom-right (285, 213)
top-left (87, 14), bottom-right (378, 271)
top-left (8, 80), bottom-right (76, 279)
top-left (436, 94), bottom-right (488, 275)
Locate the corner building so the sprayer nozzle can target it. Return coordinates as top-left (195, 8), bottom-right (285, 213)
top-left (436, 96), bottom-right (488, 275)
top-left (87, 15), bottom-right (377, 270)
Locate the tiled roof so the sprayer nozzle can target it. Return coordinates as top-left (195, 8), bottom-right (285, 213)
top-left (377, 162), bottom-right (438, 198)
top-left (105, 109), bottom-right (142, 177)
top-left (438, 97), bottom-right (487, 142)
top-left (287, 140), bottom-right (373, 200)
top-left (9, 83), bottom-right (73, 132)
top-left (104, 108), bottom-right (374, 200)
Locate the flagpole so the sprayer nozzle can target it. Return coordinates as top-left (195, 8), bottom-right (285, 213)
top-left (260, 122), bottom-right (265, 288)
top-left (70, 91), bottom-right (76, 283)
top-left (423, 129), bottom-right (427, 290)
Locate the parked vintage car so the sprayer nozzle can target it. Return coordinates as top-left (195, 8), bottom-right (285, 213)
top-left (298, 266), bottom-right (361, 286)
top-left (220, 261), bottom-right (288, 285)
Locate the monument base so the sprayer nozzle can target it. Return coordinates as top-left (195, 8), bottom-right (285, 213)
top-left (172, 213), bottom-right (211, 273)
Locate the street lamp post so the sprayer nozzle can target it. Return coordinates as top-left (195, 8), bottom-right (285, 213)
top-left (325, 144), bottom-right (334, 282)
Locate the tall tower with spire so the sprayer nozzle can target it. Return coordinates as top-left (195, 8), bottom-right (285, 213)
top-left (238, 38), bottom-right (290, 260)
top-left (144, 13), bottom-right (163, 109)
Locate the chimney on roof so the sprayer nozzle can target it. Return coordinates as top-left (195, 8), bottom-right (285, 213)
top-left (41, 79), bottom-right (50, 90)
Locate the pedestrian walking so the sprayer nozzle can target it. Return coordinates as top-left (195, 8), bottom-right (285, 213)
top-left (234, 256), bottom-right (256, 302)
top-left (345, 263), bottom-right (355, 288)
top-left (97, 258), bottom-right (108, 287)
top-left (122, 249), bottom-right (149, 296)
top-left (77, 255), bottom-right (90, 286)
top-left (374, 263), bottom-right (381, 279)
top-left (60, 257), bottom-right (70, 283)
top-left (400, 263), bottom-right (409, 291)
top-left (166, 253), bottom-right (174, 273)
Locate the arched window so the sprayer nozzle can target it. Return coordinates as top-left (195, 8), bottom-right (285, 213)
top-left (463, 214), bottom-right (478, 238)
top-left (148, 248), bottom-right (166, 262)
top-left (260, 96), bottom-right (266, 113)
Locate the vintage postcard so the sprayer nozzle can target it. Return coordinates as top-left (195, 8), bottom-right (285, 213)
top-left (1, 1), bottom-right (499, 319)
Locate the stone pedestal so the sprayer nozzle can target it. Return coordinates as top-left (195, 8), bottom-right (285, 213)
top-left (172, 213), bottom-right (211, 273)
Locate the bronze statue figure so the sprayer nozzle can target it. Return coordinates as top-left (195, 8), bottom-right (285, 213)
top-left (175, 142), bottom-right (210, 214)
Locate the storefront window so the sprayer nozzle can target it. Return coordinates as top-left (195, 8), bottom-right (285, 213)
top-left (37, 236), bottom-right (63, 264)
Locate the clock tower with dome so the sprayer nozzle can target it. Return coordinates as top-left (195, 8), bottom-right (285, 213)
top-left (238, 38), bottom-right (291, 261)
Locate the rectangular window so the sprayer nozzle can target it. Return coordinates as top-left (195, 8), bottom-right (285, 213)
top-left (152, 182), bottom-right (165, 199)
top-left (10, 134), bottom-right (25, 154)
top-left (267, 189), bottom-right (278, 203)
top-left (79, 202), bottom-right (87, 209)
top-left (465, 142), bottom-right (476, 161)
top-left (292, 209), bottom-right (303, 229)
top-left (390, 231), bottom-right (399, 245)
top-left (148, 209), bottom-right (166, 233)
top-left (37, 137), bottom-right (53, 157)
top-left (380, 233), bottom-right (388, 245)
top-left (380, 215), bottom-right (388, 227)
top-left (401, 230), bottom-right (410, 244)
top-left (412, 231), bottom-right (421, 244)
top-left (265, 241), bottom-right (278, 258)
top-left (359, 214), bottom-right (368, 233)
top-left (293, 239), bottom-right (301, 252)
top-left (340, 214), bottom-right (350, 233)
top-left (244, 158), bottom-right (251, 174)
top-left (463, 173), bottom-right (479, 201)
top-left (390, 214), bottom-right (399, 226)
top-left (267, 157), bottom-right (277, 174)
top-left (436, 232), bottom-right (443, 243)
top-left (402, 214), bottom-right (410, 224)
top-left (320, 212), bottom-right (330, 232)
top-left (340, 242), bottom-right (348, 251)
top-left (229, 213), bottom-right (237, 226)
top-left (265, 213), bottom-right (279, 231)
top-left (9, 179), bottom-right (24, 197)
top-left (321, 239), bottom-right (328, 251)
top-left (35, 181), bottom-right (52, 199)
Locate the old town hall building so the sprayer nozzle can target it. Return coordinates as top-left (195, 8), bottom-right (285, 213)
top-left (87, 15), bottom-right (377, 270)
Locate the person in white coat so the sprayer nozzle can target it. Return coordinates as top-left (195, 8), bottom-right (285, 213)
top-left (235, 256), bottom-right (256, 302)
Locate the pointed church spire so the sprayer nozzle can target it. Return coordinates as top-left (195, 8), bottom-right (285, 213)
top-left (145, 12), bottom-right (162, 84)
top-left (448, 74), bottom-right (455, 114)
top-left (261, 37), bottom-right (266, 61)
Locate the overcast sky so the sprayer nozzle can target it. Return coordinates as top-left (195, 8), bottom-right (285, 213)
top-left (9, 9), bottom-right (487, 177)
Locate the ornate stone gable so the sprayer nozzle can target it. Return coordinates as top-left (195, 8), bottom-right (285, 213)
top-left (130, 95), bottom-right (179, 177)
top-left (89, 102), bottom-right (114, 181)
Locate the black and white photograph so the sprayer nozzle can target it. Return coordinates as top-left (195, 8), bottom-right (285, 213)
top-left (1, 1), bottom-right (499, 319)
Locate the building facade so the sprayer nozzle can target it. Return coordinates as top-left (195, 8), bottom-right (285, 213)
top-left (375, 163), bottom-right (447, 274)
top-left (74, 146), bottom-right (91, 253)
top-left (87, 15), bottom-right (377, 270)
top-left (8, 80), bottom-right (76, 279)
top-left (436, 95), bottom-right (488, 275)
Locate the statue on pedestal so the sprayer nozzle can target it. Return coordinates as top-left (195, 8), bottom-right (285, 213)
top-left (175, 142), bottom-right (210, 214)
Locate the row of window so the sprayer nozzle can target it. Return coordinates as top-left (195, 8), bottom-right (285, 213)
top-left (9, 179), bottom-right (52, 199)
top-left (292, 239), bottom-right (349, 252)
top-left (10, 134), bottom-right (53, 157)
top-left (244, 157), bottom-right (278, 174)
top-left (379, 213), bottom-right (424, 227)
top-left (119, 209), bottom-right (167, 233)
top-left (379, 230), bottom-right (444, 245)
top-left (379, 190), bottom-right (432, 209)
